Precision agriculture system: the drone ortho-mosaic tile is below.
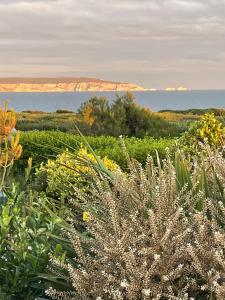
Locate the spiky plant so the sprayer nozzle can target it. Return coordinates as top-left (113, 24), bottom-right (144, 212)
top-left (46, 143), bottom-right (225, 300)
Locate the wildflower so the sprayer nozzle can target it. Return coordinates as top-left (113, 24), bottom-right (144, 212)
top-left (154, 254), bottom-right (160, 261)
top-left (10, 132), bottom-right (22, 160)
top-left (213, 280), bottom-right (218, 286)
top-left (218, 201), bottom-right (223, 207)
top-left (142, 289), bottom-right (151, 296)
top-left (83, 211), bottom-right (91, 222)
top-left (162, 275), bottom-right (169, 282)
top-left (178, 264), bottom-right (183, 270)
top-left (120, 279), bottom-right (129, 288)
top-left (102, 156), bottom-right (118, 171)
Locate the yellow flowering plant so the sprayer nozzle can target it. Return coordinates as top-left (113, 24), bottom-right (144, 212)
top-left (178, 113), bottom-right (225, 155)
top-left (0, 102), bottom-right (22, 190)
top-left (35, 145), bottom-right (119, 200)
top-left (82, 211), bottom-right (91, 222)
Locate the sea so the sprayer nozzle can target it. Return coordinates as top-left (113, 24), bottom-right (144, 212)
top-left (0, 90), bottom-right (224, 112)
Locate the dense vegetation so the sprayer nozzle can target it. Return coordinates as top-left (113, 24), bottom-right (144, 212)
top-left (16, 93), bottom-right (196, 138)
top-left (18, 131), bottom-right (175, 170)
top-left (16, 110), bottom-right (79, 132)
top-left (1, 99), bottom-right (225, 299)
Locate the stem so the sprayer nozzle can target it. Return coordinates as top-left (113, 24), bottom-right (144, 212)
top-left (0, 163), bottom-right (7, 192)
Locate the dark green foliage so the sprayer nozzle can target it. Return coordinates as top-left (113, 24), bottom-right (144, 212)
top-left (78, 93), bottom-right (182, 138)
top-left (18, 131), bottom-right (175, 171)
top-left (55, 109), bottom-right (74, 113)
top-left (0, 183), bottom-right (64, 299)
top-left (21, 110), bottom-right (45, 114)
top-left (78, 96), bottom-right (112, 135)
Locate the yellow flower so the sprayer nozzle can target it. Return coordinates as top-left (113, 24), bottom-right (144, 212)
top-left (0, 152), bottom-right (9, 166)
top-left (0, 102), bottom-right (16, 137)
top-left (102, 157), bottom-right (118, 171)
top-left (78, 145), bottom-right (119, 172)
top-left (10, 132), bottom-right (22, 160)
top-left (83, 211), bottom-right (91, 222)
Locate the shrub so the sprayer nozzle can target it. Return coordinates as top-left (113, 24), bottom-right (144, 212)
top-left (36, 146), bottom-right (119, 200)
top-left (78, 93), bottom-right (182, 138)
top-left (0, 184), bottom-right (64, 299)
top-left (46, 145), bottom-right (225, 300)
top-left (179, 113), bottom-right (225, 155)
top-left (18, 131), bottom-right (175, 171)
top-left (0, 102), bottom-right (66, 299)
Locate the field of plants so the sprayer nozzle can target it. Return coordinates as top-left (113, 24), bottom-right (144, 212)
top-left (0, 98), bottom-right (225, 300)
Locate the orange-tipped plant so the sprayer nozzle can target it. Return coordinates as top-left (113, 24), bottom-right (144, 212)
top-left (0, 101), bottom-right (22, 190)
top-left (0, 101), bottom-right (16, 137)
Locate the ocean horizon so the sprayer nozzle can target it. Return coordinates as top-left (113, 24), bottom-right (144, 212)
top-left (0, 90), bottom-right (224, 112)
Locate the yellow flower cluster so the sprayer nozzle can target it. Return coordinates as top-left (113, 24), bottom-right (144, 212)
top-left (0, 102), bottom-right (16, 137)
top-left (77, 146), bottom-right (118, 172)
top-left (36, 145), bottom-right (119, 198)
top-left (197, 113), bottom-right (224, 147)
top-left (82, 211), bottom-right (91, 222)
top-left (0, 102), bottom-right (22, 166)
top-left (0, 101), bottom-right (22, 189)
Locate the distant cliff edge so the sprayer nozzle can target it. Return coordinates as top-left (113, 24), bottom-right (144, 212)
top-left (0, 78), bottom-right (146, 92)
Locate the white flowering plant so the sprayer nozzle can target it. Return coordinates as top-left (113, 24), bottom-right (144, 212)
top-left (46, 144), bottom-right (225, 300)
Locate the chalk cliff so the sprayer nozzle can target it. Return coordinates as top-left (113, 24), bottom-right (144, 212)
top-left (0, 78), bottom-right (145, 92)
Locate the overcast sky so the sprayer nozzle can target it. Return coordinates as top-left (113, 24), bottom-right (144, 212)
top-left (1, 0), bottom-right (225, 89)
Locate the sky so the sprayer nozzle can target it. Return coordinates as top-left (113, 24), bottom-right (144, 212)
top-left (1, 0), bottom-right (225, 89)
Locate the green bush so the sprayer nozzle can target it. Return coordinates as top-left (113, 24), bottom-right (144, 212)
top-left (18, 131), bottom-right (175, 170)
top-left (35, 146), bottom-right (119, 200)
top-left (78, 93), bottom-right (183, 138)
top-left (178, 113), bottom-right (225, 155)
top-left (0, 182), bottom-right (65, 299)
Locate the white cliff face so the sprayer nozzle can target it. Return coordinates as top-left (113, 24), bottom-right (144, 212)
top-left (0, 79), bottom-right (146, 92)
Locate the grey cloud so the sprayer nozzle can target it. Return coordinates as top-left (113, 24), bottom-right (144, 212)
top-left (0, 0), bottom-right (225, 88)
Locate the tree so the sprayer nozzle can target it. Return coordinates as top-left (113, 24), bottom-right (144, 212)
top-left (78, 97), bottom-right (112, 135)
top-left (78, 93), bottom-right (179, 138)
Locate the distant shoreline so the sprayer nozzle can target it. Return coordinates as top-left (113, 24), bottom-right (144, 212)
top-left (0, 77), bottom-right (146, 92)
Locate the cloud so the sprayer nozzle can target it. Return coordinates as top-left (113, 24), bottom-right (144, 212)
top-left (0, 0), bottom-right (225, 88)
